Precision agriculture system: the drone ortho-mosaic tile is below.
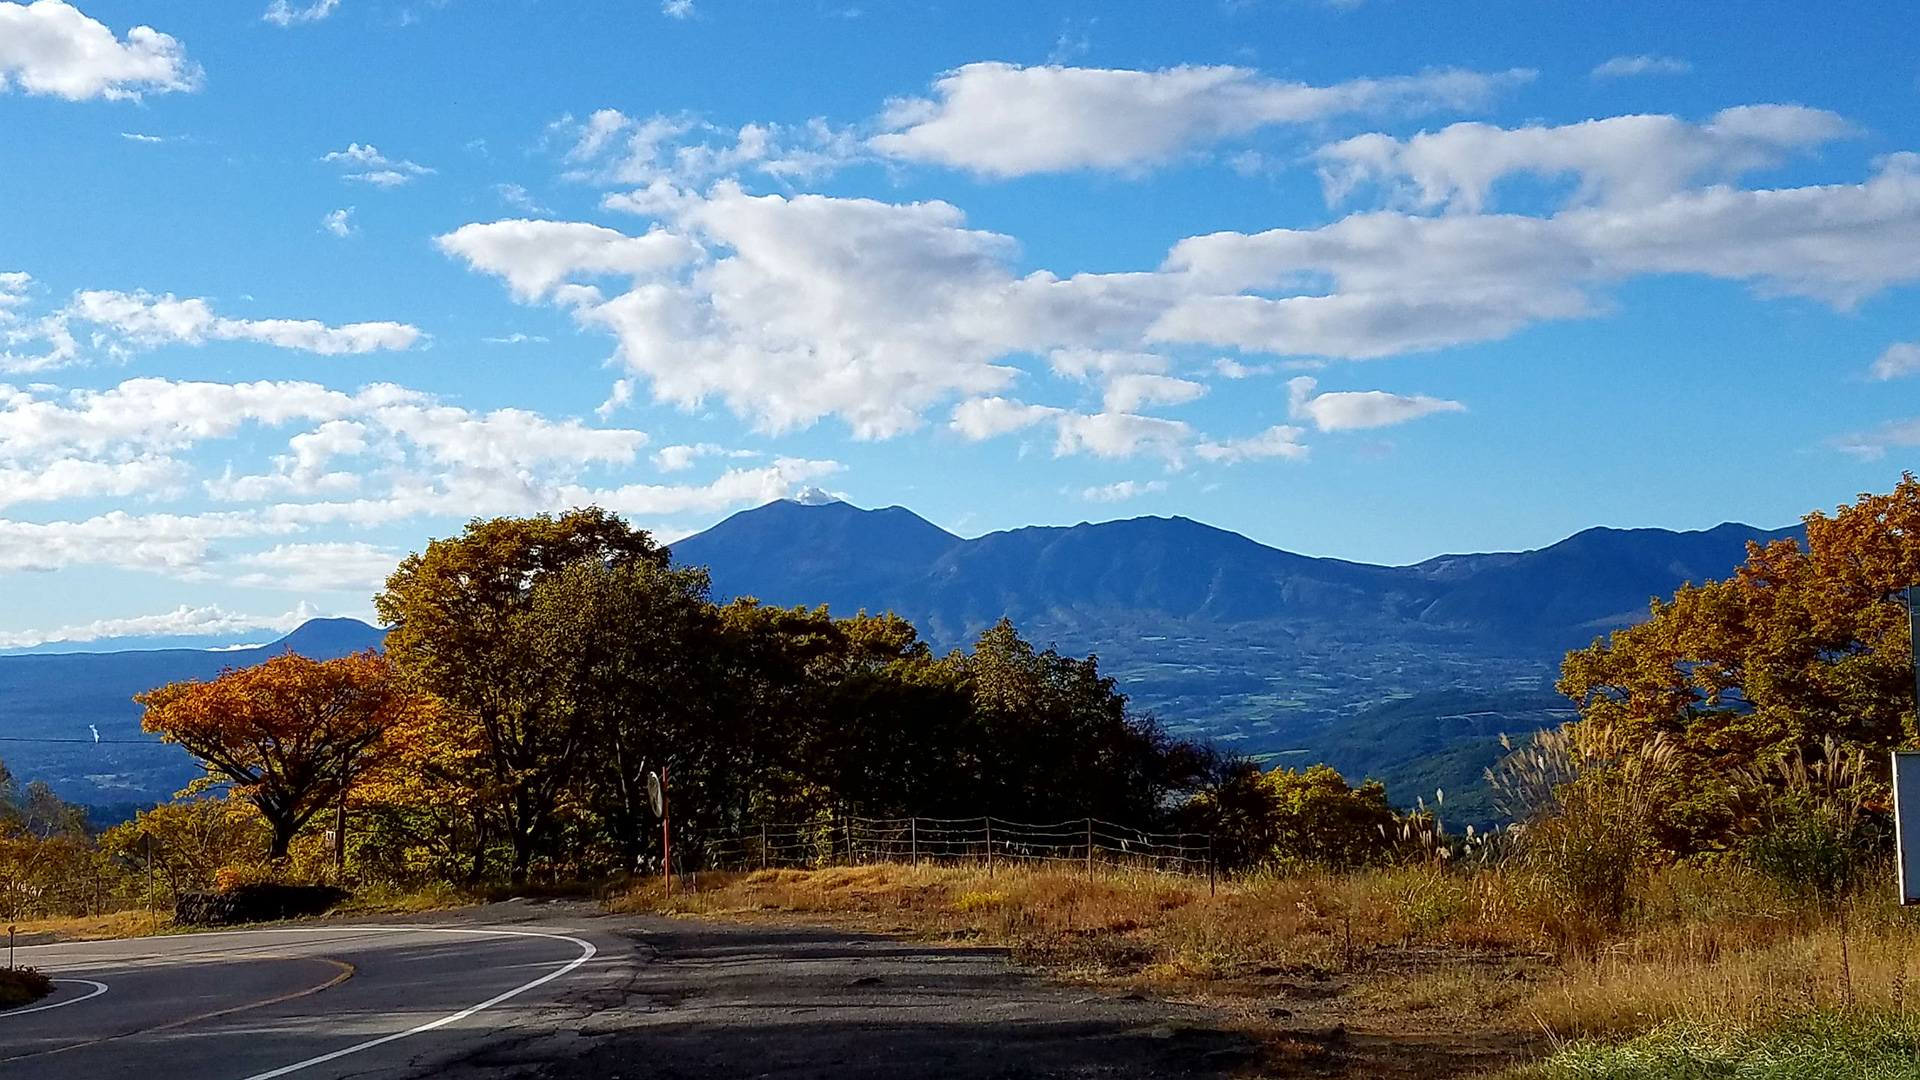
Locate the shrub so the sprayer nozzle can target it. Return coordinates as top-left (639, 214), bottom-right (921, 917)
top-left (1492, 726), bottom-right (1672, 954)
top-left (0, 967), bottom-right (52, 1010)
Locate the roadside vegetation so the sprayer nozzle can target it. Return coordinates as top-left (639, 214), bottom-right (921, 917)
top-left (2, 477), bottom-right (1919, 1075)
top-left (0, 965), bottom-right (52, 1010)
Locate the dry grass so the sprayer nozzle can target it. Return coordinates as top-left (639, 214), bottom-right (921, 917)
top-left (614, 858), bottom-right (1920, 1055)
top-left (6, 909), bottom-right (165, 943)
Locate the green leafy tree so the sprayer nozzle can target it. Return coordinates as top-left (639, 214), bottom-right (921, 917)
top-left (376, 508), bottom-right (668, 881)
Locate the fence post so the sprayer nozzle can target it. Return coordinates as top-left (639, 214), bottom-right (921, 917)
top-left (911, 818), bottom-right (918, 868)
top-left (761, 824), bottom-right (769, 870)
top-left (1086, 818), bottom-right (1094, 872)
top-left (985, 817), bottom-right (994, 878)
top-left (845, 818), bottom-right (854, 866)
top-left (1207, 834), bottom-right (1216, 896)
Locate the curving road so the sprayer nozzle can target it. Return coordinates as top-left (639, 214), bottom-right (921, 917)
top-left (0, 901), bottom-right (1259, 1079)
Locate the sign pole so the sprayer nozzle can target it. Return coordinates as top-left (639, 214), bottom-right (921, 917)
top-left (1909, 587), bottom-right (1920, 721)
top-left (661, 765), bottom-right (672, 896)
top-left (1899, 587), bottom-right (1920, 905)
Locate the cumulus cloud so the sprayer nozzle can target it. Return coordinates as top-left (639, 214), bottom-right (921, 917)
top-left (435, 219), bottom-right (700, 302)
top-left (661, 0), bottom-right (694, 18)
top-left (1318, 106), bottom-right (1852, 212)
top-left (0, 276), bottom-right (420, 369)
top-left (445, 120), bottom-right (1920, 444)
top-left (0, 509), bottom-right (286, 574)
top-left (1195, 425), bottom-right (1309, 463)
top-left (651, 442), bottom-right (756, 472)
top-left (444, 186), bottom-right (1073, 437)
top-left (1870, 342), bottom-right (1920, 381)
top-left (869, 62), bottom-right (1532, 177)
top-left (1592, 54), bottom-right (1692, 79)
top-left (0, 1), bottom-right (200, 101)
top-left (1102, 372), bottom-right (1205, 413)
top-left (1159, 152), bottom-right (1920, 357)
top-left (323, 143), bottom-right (433, 187)
top-left (1287, 376), bottom-right (1464, 431)
top-left (228, 542), bottom-right (399, 592)
top-left (60, 288), bottom-right (418, 361)
top-left (0, 455), bottom-right (185, 508)
top-left (949, 397), bottom-right (1062, 441)
top-left (0, 602), bottom-right (322, 650)
top-left (555, 109), bottom-right (861, 191)
top-left (1053, 411), bottom-right (1191, 461)
top-left (322, 207), bottom-right (355, 237)
top-left (263, 0), bottom-right (339, 27)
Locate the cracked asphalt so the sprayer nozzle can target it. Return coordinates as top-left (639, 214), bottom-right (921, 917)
top-left (0, 900), bottom-right (1258, 1079)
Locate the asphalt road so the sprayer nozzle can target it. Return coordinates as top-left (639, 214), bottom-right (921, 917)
top-left (0, 901), bottom-right (1258, 1079)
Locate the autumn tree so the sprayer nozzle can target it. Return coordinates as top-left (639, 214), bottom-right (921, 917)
top-left (1558, 474), bottom-right (1920, 852)
top-left (1183, 761), bottom-right (1399, 872)
top-left (376, 508), bottom-right (669, 881)
top-left (137, 650), bottom-right (421, 860)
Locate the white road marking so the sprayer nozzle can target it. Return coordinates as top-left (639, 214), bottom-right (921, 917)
top-left (224, 927), bottom-right (598, 1080)
top-left (0, 979), bottom-right (108, 1017)
top-left (12, 924), bottom-right (600, 1079)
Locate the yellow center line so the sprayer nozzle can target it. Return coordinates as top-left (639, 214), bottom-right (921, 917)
top-left (0, 958), bottom-right (355, 1064)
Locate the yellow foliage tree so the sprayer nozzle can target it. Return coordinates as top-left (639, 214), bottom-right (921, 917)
top-left (1558, 475), bottom-right (1920, 852)
top-left (136, 651), bottom-right (428, 860)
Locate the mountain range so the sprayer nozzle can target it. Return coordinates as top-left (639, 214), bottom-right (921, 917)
top-left (0, 500), bottom-right (1797, 825)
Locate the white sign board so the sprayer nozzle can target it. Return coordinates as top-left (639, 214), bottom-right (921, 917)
top-left (1895, 751), bottom-right (1920, 905)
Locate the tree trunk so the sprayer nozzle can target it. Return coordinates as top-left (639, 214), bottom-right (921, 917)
top-left (268, 814), bottom-right (299, 862)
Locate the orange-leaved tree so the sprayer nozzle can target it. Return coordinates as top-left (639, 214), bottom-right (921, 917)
top-left (1557, 474), bottom-right (1920, 853)
top-left (137, 650), bottom-right (426, 860)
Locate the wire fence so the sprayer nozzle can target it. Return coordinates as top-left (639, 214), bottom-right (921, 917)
top-left (702, 816), bottom-right (1212, 877)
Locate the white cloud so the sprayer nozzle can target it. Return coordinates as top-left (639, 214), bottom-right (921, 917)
top-left (1053, 411), bottom-right (1191, 461)
top-left (435, 218), bottom-right (700, 302)
top-left (1102, 372), bottom-right (1205, 413)
top-left (661, 0), bottom-right (694, 18)
top-left (0, 509), bottom-right (287, 574)
top-left (1592, 54), bottom-right (1692, 80)
top-left (0, 455), bottom-right (185, 507)
top-left (869, 62), bottom-right (1532, 177)
top-left (495, 183), bottom-right (549, 214)
top-left (1081, 479), bottom-right (1166, 502)
top-left (0, 602), bottom-right (321, 650)
top-left (651, 442), bottom-right (756, 472)
top-left (57, 288), bottom-right (420, 360)
top-left (228, 542), bottom-right (399, 592)
top-left (1159, 152), bottom-right (1920, 357)
top-left (1870, 342), bottom-right (1920, 381)
top-left (447, 134), bottom-right (1920, 441)
top-left (0, 1), bottom-right (200, 101)
top-left (949, 397), bottom-right (1062, 440)
top-left (1318, 106), bottom-right (1851, 213)
top-left (323, 143), bottom-right (434, 187)
top-left (263, 0), bottom-right (339, 27)
top-left (1287, 376), bottom-right (1464, 431)
top-left (445, 187), bottom-right (1071, 437)
top-left (0, 377), bottom-right (397, 457)
top-left (1195, 424), bottom-right (1309, 463)
top-left (323, 207), bottom-right (355, 237)
top-left (1833, 417), bottom-right (1920, 462)
top-left (557, 109), bottom-right (861, 191)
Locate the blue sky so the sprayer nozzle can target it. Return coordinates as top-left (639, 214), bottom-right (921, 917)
top-left (0, 0), bottom-right (1915, 648)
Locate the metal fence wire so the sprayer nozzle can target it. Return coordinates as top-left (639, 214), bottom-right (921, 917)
top-left (702, 816), bottom-right (1211, 876)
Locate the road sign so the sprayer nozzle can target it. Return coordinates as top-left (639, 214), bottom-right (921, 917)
top-left (648, 771), bottom-right (664, 819)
